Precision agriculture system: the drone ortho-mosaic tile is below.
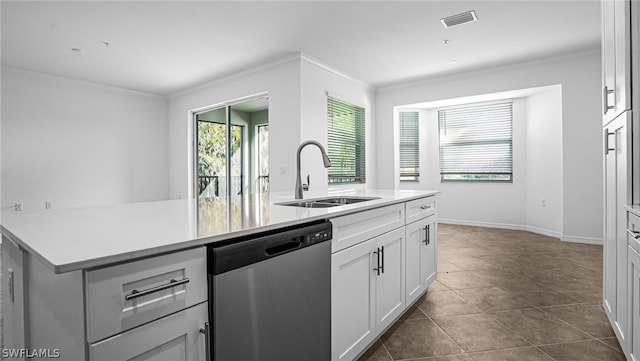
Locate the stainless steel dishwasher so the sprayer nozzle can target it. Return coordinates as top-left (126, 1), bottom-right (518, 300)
top-left (208, 220), bottom-right (332, 361)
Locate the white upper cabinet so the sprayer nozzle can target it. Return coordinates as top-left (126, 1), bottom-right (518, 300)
top-left (602, 0), bottom-right (632, 125)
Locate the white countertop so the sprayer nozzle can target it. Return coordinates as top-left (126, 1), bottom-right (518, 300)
top-left (1, 189), bottom-right (437, 273)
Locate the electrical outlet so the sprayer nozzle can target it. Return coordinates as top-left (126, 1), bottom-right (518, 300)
top-left (45, 201), bottom-right (53, 209)
top-left (280, 167), bottom-right (286, 175)
top-left (14, 203), bottom-right (23, 211)
top-left (541, 200), bottom-right (547, 207)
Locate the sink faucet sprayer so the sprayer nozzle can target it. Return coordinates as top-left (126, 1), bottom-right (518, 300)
top-left (295, 140), bottom-right (331, 199)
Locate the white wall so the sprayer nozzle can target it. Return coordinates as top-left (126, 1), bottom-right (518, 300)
top-left (404, 99), bottom-right (529, 231)
top-left (168, 56), bottom-right (301, 198)
top-left (1, 67), bottom-right (169, 211)
top-left (525, 87), bottom-right (563, 237)
top-left (167, 54), bottom-right (376, 199)
top-left (377, 50), bottom-right (602, 243)
top-left (299, 56), bottom-right (376, 194)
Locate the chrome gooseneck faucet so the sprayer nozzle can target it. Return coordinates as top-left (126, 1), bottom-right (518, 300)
top-left (295, 140), bottom-right (331, 199)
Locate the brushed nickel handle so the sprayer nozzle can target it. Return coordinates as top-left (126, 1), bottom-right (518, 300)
top-left (604, 128), bottom-right (614, 155)
top-left (603, 86), bottom-right (615, 114)
top-left (628, 229), bottom-right (640, 239)
top-left (380, 246), bottom-right (384, 274)
top-left (420, 205), bottom-right (431, 210)
top-left (200, 321), bottom-right (211, 361)
top-left (124, 277), bottom-right (190, 301)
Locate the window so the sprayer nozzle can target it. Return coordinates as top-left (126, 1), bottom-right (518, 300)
top-left (399, 111), bottom-right (420, 182)
top-left (438, 102), bottom-right (513, 182)
top-left (327, 96), bottom-right (366, 184)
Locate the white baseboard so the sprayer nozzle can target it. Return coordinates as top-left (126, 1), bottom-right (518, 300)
top-left (438, 218), bottom-right (601, 245)
top-left (561, 235), bottom-right (603, 245)
top-left (438, 218), bottom-right (528, 232)
top-left (525, 225), bottom-right (563, 239)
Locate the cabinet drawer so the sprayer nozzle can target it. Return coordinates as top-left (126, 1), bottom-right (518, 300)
top-left (89, 302), bottom-right (208, 361)
top-left (405, 196), bottom-right (436, 224)
top-left (86, 247), bottom-right (207, 343)
top-left (331, 203), bottom-right (404, 253)
top-left (629, 212), bottom-right (640, 254)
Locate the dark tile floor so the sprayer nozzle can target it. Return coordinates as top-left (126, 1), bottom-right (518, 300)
top-left (358, 224), bottom-right (626, 361)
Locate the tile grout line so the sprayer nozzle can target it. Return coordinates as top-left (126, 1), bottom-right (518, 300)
top-left (364, 226), bottom-right (618, 361)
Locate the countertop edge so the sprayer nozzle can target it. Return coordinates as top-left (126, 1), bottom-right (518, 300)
top-left (627, 204), bottom-right (640, 217)
top-left (2, 191), bottom-right (439, 274)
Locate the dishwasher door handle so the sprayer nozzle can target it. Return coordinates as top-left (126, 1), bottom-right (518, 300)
top-left (265, 240), bottom-right (302, 256)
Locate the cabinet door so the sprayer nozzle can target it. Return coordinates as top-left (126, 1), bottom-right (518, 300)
top-left (603, 112), bottom-right (630, 345)
top-left (628, 246), bottom-right (640, 361)
top-left (405, 215), bottom-right (437, 306)
top-left (602, 0), bottom-right (631, 125)
top-left (422, 217), bottom-right (437, 288)
top-left (1, 238), bottom-right (26, 357)
top-left (405, 219), bottom-right (426, 306)
top-left (89, 302), bottom-right (208, 361)
top-left (331, 239), bottom-right (376, 361)
top-left (374, 227), bottom-right (405, 333)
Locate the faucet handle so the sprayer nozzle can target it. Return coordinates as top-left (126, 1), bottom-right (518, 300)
top-left (302, 174), bottom-right (310, 191)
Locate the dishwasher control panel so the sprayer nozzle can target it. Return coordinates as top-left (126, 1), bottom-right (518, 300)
top-left (305, 228), bottom-right (332, 245)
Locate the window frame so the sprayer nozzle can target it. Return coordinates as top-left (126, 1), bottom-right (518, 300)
top-left (327, 95), bottom-right (366, 184)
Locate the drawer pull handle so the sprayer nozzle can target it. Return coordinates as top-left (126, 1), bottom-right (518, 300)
top-left (629, 230), bottom-right (640, 239)
top-left (420, 205), bottom-right (431, 210)
top-left (125, 278), bottom-right (190, 301)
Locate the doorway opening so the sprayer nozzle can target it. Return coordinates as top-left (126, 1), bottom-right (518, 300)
top-left (194, 96), bottom-right (269, 198)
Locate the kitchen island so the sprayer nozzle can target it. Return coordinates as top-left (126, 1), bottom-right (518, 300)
top-left (1, 189), bottom-right (438, 360)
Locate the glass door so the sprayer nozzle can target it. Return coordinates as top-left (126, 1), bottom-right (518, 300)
top-left (195, 96), bottom-right (268, 199)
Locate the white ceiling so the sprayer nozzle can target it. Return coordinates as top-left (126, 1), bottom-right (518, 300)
top-left (1, 1), bottom-right (601, 96)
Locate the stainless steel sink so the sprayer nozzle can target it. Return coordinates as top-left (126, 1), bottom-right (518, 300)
top-left (277, 196), bottom-right (381, 208)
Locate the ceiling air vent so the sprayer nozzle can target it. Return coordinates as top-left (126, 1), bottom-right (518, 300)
top-left (440, 10), bottom-right (478, 28)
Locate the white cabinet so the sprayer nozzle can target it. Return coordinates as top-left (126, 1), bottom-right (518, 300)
top-left (374, 228), bottom-right (406, 333)
top-left (331, 236), bottom-right (375, 361)
top-left (330, 195), bottom-right (437, 361)
top-left (602, 0), bottom-right (631, 125)
top-left (628, 243), bottom-right (640, 361)
top-left (89, 302), bottom-right (208, 361)
top-left (331, 227), bottom-right (405, 361)
top-left (0, 244), bottom-right (209, 361)
top-left (86, 248), bottom-right (209, 361)
top-left (1, 238), bottom-right (26, 358)
top-left (405, 214), bottom-right (437, 306)
top-left (603, 111), bottom-right (631, 349)
top-left (331, 203), bottom-right (405, 253)
top-left (85, 247), bottom-right (207, 343)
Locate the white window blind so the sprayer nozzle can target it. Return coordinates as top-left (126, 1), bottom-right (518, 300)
top-left (399, 111), bottom-right (420, 182)
top-left (327, 96), bottom-right (366, 184)
top-left (438, 102), bottom-right (513, 182)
